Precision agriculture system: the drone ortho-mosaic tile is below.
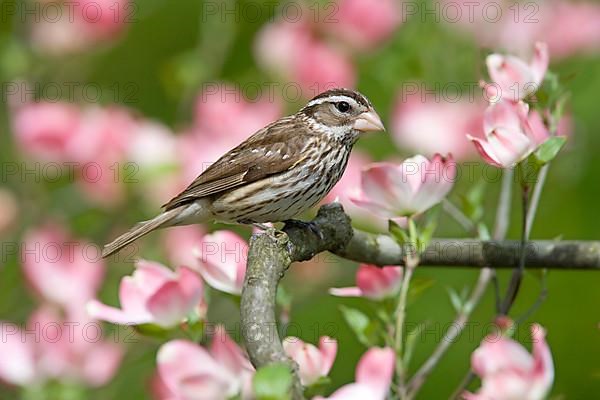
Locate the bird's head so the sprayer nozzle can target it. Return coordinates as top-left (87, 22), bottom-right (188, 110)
top-left (300, 88), bottom-right (385, 139)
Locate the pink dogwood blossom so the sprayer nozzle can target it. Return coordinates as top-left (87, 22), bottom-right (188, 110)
top-left (0, 306), bottom-right (123, 388)
top-left (467, 101), bottom-right (549, 168)
top-left (324, 0), bottom-right (401, 50)
top-left (315, 347), bottom-right (395, 400)
top-left (30, 0), bottom-right (130, 54)
top-left (254, 17), bottom-right (355, 96)
top-left (194, 231), bottom-right (248, 295)
top-left (283, 336), bottom-right (337, 386)
top-left (87, 260), bottom-right (204, 328)
top-left (22, 224), bottom-right (104, 306)
top-left (392, 91), bottom-right (485, 160)
top-left (464, 324), bottom-right (554, 400)
top-left (323, 151), bottom-right (387, 230)
top-left (12, 102), bottom-right (81, 162)
top-left (351, 154), bottom-right (457, 217)
top-left (155, 326), bottom-right (254, 400)
top-left (481, 42), bottom-right (549, 103)
top-left (330, 264), bottom-right (403, 300)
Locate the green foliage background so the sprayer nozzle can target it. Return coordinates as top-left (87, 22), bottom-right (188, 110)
top-left (1, 0), bottom-right (599, 398)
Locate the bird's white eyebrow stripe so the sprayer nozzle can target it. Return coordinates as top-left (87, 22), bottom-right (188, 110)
top-left (306, 95), bottom-right (360, 108)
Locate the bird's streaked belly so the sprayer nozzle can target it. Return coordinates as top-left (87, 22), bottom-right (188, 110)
top-left (210, 143), bottom-right (350, 223)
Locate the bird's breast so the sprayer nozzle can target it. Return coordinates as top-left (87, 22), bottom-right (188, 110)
top-left (210, 141), bottom-right (352, 223)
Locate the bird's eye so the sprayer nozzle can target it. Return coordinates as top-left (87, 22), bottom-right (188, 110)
top-left (336, 101), bottom-right (351, 113)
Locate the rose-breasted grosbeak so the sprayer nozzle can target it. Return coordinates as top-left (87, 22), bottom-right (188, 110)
top-left (102, 88), bottom-right (384, 257)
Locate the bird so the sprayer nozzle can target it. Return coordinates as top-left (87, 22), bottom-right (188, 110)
top-left (102, 88), bottom-right (385, 258)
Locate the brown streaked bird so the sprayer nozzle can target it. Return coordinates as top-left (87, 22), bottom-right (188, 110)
top-left (102, 88), bottom-right (385, 257)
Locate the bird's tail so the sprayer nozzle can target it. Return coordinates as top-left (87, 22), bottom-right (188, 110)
top-left (102, 208), bottom-right (180, 258)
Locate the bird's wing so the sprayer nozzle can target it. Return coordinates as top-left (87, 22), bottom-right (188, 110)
top-left (163, 117), bottom-right (311, 210)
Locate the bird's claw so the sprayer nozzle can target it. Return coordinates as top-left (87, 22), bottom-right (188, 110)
top-left (283, 219), bottom-right (324, 241)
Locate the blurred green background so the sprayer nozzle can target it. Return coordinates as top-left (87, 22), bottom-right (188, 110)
top-left (1, 0), bottom-right (599, 398)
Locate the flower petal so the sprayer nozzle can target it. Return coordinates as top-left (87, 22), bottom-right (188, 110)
top-left (467, 135), bottom-right (504, 167)
top-left (328, 286), bottom-right (364, 297)
top-left (147, 281), bottom-right (189, 328)
top-left (86, 299), bottom-right (150, 325)
top-left (356, 347), bottom-right (395, 399)
top-left (530, 42), bottom-right (549, 87)
top-left (318, 337), bottom-right (338, 376)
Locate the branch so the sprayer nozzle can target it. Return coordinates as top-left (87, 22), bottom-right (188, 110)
top-left (240, 203), bottom-right (600, 398)
top-left (240, 204), bottom-right (353, 400)
top-left (339, 234), bottom-right (600, 270)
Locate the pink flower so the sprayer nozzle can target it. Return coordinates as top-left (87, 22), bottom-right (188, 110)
top-left (254, 18), bottom-right (313, 76)
top-left (464, 324), bottom-right (554, 400)
top-left (467, 101), bottom-right (549, 168)
top-left (315, 347), bottom-right (395, 400)
top-left (482, 42), bottom-right (549, 103)
top-left (156, 326), bottom-right (254, 400)
top-left (323, 151), bottom-right (386, 230)
top-left (11, 102), bottom-right (81, 162)
top-left (392, 91), bottom-right (485, 160)
top-left (22, 224), bottom-right (104, 306)
top-left (293, 40), bottom-right (356, 95)
top-left (324, 0), bottom-right (401, 50)
top-left (0, 306), bottom-right (123, 388)
top-left (30, 0), bottom-right (130, 54)
top-left (330, 264), bottom-right (403, 300)
top-left (255, 18), bottom-right (355, 97)
top-left (87, 260), bottom-right (204, 328)
top-left (127, 121), bottom-right (181, 207)
top-left (282, 336), bottom-right (337, 386)
top-left (11, 103), bottom-right (137, 207)
top-left (73, 0), bottom-right (130, 41)
top-left (194, 231), bottom-right (248, 295)
top-left (194, 84), bottom-right (282, 144)
top-left (351, 154), bottom-right (457, 217)
top-left (71, 106), bottom-right (138, 207)
top-left (543, 1), bottom-right (600, 58)
top-left (162, 225), bottom-right (207, 270)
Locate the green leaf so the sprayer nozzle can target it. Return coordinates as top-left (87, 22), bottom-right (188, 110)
top-left (446, 287), bottom-right (464, 313)
top-left (408, 218), bottom-right (418, 244)
top-left (408, 277), bottom-right (435, 303)
top-left (253, 363), bottom-right (292, 400)
top-left (388, 219), bottom-right (409, 245)
top-left (534, 136), bottom-right (567, 165)
top-left (418, 210), bottom-right (438, 251)
top-left (477, 223), bottom-right (491, 241)
top-left (134, 323), bottom-right (171, 339)
top-left (339, 306), bottom-right (378, 347)
top-left (459, 181), bottom-right (487, 222)
top-left (304, 376), bottom-right (332, 398)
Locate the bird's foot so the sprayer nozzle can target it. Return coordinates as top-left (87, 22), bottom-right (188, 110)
top-left (283, 219), bottom-right (324, 240)
top-left (238, 219), bottom-right (273, 232)
top-left (253, 223), bottom-right (273, 231)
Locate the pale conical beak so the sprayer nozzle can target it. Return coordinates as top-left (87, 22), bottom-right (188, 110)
top-left (354, 108), bottom-right (385, 132)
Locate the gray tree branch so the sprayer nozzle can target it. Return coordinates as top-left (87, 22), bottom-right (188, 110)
top-left (240, 203), bottom-right (600, 399)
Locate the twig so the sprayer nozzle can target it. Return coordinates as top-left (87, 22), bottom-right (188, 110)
top-left (239, 204), bottom-right (600, 398)
top-left (499, 183), bottom-right (530, 315)
top-left (493, 169), bottom-right (514, 240)
top-left (526, 164), bottom-right (549, 238)
top-left (443, 200), bottom-right (476, 233)
top-left (515, 271), bottom-right (549, 325)
top-left (395, 251), bottom-right (419, 398)
top-left (408, 170), bottom-right (513, 398)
